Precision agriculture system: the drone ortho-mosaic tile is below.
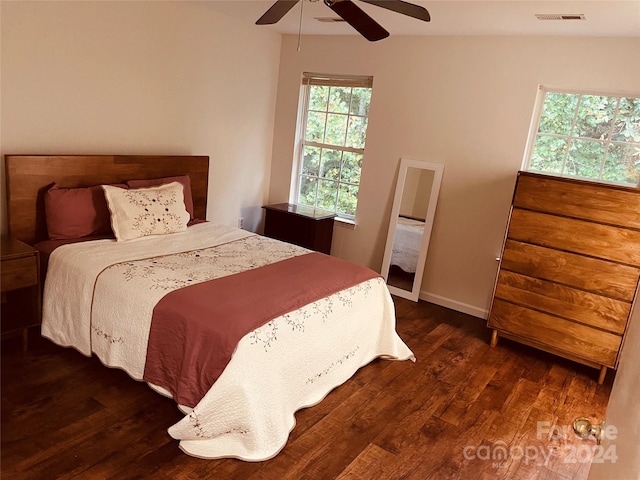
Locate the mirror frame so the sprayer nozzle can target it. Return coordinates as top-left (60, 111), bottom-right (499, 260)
top-left (380, 158), bottom-right (444, 301)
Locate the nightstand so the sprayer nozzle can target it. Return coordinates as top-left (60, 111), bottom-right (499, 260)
top-left (262, 203), bottom-right (337, 254)
top-left (1, 236), bottom-right (41, 350)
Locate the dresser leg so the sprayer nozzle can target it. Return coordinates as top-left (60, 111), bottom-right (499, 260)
top-left (597, 366), bottom-right (607, 385)
top-left (490, 330), bottom-right (499, 347)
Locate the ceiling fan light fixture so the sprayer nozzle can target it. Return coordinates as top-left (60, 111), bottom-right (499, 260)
top-left (315, 17), bottom-right (347, 22)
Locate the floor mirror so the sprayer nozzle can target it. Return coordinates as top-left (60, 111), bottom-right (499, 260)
top-left (381, 158), bottom-right (444, 301)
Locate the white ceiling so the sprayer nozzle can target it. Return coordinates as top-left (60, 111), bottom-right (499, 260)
top-left (204, 0), bottom-right (640, 38)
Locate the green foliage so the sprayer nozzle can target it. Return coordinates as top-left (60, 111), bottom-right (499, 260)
top-left (325, 114), bottom-right (348, 145)
top-left (603, 143), bottom-right (640, 184)
top-left (298, 176), bottom-right (317, 207)
top-left (317, 179), bottom-right (338, 211)
top-left (329, 87), bottom-right (350, 114)
top-left (309, 86), bottom-right (328, 111)
top-left (574, 95), bottom-right (614, 139)
top-left (338, 183), bottom-right (359, 216)
top-left (341, 152), bottom-right (363, 184)
top-left (350, 88), bottom-right (371, 116)
top-left (566, 140), bottom-right (605, 177)
top-left (298, 84), bottom-right (371, 216)
top-left (346, 117), bottom-right (367, 149)
top-left (320, 149), bottom-right (342, 180)
top-left (615, 98), bottom-right (640, 142)
top-left (531, 92), bottom-right (640, 185)
top-left (530, 136), bottom-right (567, 173)
top-left (538, 92), bottom-right (577, 135)
top-left (305, 112), bottom-right (326, 143)
top-left (302, 146), bottom-right (320, 176)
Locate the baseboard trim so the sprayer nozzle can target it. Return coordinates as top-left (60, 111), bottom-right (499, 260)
top-left (418, 291), bottom-right (488, 320)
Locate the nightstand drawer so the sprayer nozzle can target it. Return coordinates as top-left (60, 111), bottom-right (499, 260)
top-left (1, 256), bottom-right (38, 292)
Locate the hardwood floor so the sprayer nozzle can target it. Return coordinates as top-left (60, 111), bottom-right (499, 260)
top-left (1, 298), bottom-right (612, 479)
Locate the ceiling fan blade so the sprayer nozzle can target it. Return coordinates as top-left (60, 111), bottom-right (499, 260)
top-left (325, 0), bottom-right (389, 41)
top-left (256, 0), bottom-right (300, 25)
top-left (359, 0), bottom-right (430, 22)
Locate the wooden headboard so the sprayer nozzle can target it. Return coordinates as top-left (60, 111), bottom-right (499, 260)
top-left (5, 155), bottom-right (209, 245)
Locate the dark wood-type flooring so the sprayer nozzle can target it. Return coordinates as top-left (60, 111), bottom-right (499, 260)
top-left (1, 298), bottom-right (612, 479)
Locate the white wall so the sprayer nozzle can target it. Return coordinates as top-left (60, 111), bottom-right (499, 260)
top-left (400, 168), bottom-right (433, 220)
top-left (3, 3), bottom-right (639, 318)
top-left (269, 35), bottom-right (640, 317)
top-left (0, 1), bottom-right (282, 233)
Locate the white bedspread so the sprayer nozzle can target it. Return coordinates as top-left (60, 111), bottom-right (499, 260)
top-left (42, 222), bottom-right (415, 461)
top-left (391, 217), bottom-right (425, 273)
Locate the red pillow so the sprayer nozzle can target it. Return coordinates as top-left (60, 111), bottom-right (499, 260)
top-left (44, 183), bottom-right (127, 240)
top-left (126, 175), bottom-right (194, 220)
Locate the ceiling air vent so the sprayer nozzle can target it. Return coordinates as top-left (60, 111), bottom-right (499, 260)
top-left (535, 13), bottom-right (586, 21)
top-left (315, 17), bottom-right (347, 23)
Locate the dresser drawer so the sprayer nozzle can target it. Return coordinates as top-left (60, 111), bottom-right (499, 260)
top-left (489, 299), bottom-right (621, 367)
top-left (513, 173), bottom-right (640, 229)
top-left (501, 240), bottom-right (640, 301)
top-left (508, 209), bottom-right (640, 266)
top-left (494, 270), bottom-right (630, 334)
top-left (1, 256), bottom-right (38, 292)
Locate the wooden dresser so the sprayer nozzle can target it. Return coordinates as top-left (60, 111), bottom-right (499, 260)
top-left (488, 171), bottom-right (640, 384)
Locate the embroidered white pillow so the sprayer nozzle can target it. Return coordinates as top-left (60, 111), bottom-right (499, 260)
top-left (102, 182), bottom-right (190, 241)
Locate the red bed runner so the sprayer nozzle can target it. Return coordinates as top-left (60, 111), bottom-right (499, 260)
top-left (143, 252), bottom-right (380, 408)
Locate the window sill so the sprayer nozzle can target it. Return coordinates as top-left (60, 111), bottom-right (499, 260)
top-left (334, 216), bottom-right (357, 230)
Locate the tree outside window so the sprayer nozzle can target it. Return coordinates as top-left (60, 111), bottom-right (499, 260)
top-left (295, 73), bottom-right (373, 219)
top-left (525, 87), bottom-right (640, 186)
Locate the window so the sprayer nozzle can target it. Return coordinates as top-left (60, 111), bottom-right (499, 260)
top-left (523, 86), bottom-right (640, 186)
top-left (293, 73), bottom-right (374, 219)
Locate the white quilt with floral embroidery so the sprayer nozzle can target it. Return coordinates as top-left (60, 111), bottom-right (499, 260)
top-left (41, 222), bottom-right (415, 461)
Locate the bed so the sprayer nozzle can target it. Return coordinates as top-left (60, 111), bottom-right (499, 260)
top-left (391, 216), bottom-right (425, 273)
top-left (5, 155), bottom-right (415, 461)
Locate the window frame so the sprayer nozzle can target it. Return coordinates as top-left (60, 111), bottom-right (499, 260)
top-left (522, 85), bottom-right (640, 186)
top-left (290, 72), bottom-right (374, 222)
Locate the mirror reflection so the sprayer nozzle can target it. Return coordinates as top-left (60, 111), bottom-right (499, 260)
top-left (381, 159), bottom-right (444, 301)
top-left (388, 167), bottom-right (434, 289)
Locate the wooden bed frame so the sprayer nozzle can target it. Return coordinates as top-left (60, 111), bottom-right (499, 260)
top-left (5, 155), bottom-right (209, 245)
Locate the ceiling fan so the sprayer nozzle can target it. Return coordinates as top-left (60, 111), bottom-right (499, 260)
top-left (256, 0), bottom-right (431, 42)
